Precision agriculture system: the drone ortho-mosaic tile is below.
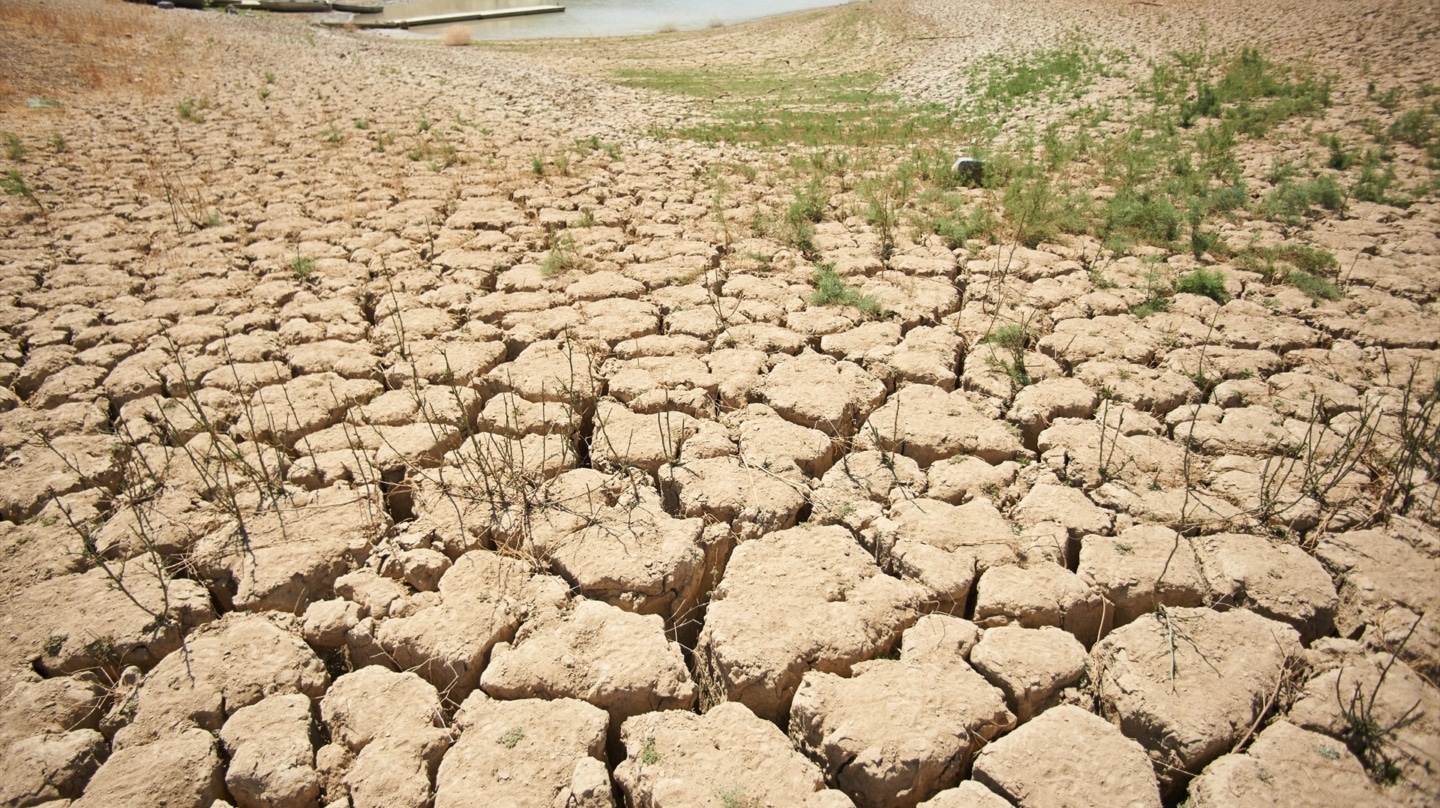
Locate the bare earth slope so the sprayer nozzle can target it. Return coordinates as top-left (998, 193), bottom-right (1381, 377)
top-left (0, 1), bottom-right (1437, 807)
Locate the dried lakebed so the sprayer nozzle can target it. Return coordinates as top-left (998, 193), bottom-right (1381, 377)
top-left (0, 0), bottom-right (1437, 807)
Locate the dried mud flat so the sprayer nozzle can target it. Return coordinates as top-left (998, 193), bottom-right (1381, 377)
top-left (0, 0), bottom-right (1438, 807)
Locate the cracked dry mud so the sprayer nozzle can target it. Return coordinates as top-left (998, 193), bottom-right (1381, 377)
top-left (1, 0), bottom-right (1438, 807)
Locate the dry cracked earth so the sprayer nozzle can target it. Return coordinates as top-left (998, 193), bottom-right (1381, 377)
top-left (0, 0), bottom-right (1438, 807)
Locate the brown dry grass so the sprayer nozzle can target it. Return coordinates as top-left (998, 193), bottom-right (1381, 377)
top-left (0, 0), bottom-right (189, 108)
top-left (439, 24), bottom-right (473, 47)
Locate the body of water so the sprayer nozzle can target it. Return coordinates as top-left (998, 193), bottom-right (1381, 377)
top-left (375, 0), bottom-right (857, 39)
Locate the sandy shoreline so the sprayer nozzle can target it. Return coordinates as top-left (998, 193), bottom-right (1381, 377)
top-left (0, 1), bottom-right (1437, 806)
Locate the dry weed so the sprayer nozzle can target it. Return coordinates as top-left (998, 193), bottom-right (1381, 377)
top-left (439, 24), bottom-right (473, 47)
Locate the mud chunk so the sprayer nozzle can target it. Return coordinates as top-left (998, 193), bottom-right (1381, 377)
top-left (219, 694), bottom-right (321, 808)
top-left (695, 525), bottom-right (923, 722)
top-left (114, 614), bottom-right (329, 749)
top-left (972, 705), bottom-right (1161, 808)
top-left (861, 384), bottom-right (1022, 467)
top-left (973, 563), bottom-right (1111, 647)
top-left (1076, 526), bottom-right (1207, 627)
top-left (1193, 532), bottom-right (1338, 643)
top-left (969, 625), bottom-right (1086, 723)
top-left (789, 653), bottom-right (1014, 807)
top-left (320, 667), bottom-right (454, 808)
top-left (480, 600), bottom-right (696, 729)
top-left (1187, 720), bottom-right (1400, 808)
top-left (435, 696), bottom-right (609, 808)
top-left (376, 550), bottom-right (569, 701)
top-left (1092, 607), bottom-right (1303, 795)
top-left (73, 728), bottom-right (225, 808)
top-left (659, 455), bottom-right (807, 541)
top-left (615, 702), bottom-right (855, 808)
top-left (758, 350), bottom-right (887, 436)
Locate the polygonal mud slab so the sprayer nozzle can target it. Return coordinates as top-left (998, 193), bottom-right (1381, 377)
top-left (972, 705), bottom-right (1161, 808)
top-left (860, 384), bottom-right (1022, 467)
top-left (72, 727), bottom-right (224, 808)
top-left (376, 550), bottom-right (570, 702)
top-left (1288, 653), bottom-right (1440, 808)
top-left (659, 455), bottom-right (808, 541)
top-left (190, 484), bottom-right (385, 614)
top-left (1187, 720), bottom-right (1400, 808)
top-left (219, 693), bottom-right (320, 808)
top-left (969, 625), bottom-right (1086, 723)
top-left (1193, 532), bottom-right (1338, 643)
top-left (113, 613), bottom-right (329, 749)
top-left (757, 350), bottom-right (887, 437)
top-left (2, 557), bottom-right (213, 676)
top-left (615, 702), bottom-right (855, 808)
top-left (973, 562), bottom-right (1111, 647)
top-left (870, 497), bottom-right (1023, 613)
top-left (789, 655), bottom-right (1014, 808)
top-left (695, 524), bottom-right (924, 723)
top-left (1076, 525), bottom-right (1208, 628)
top-left (320, 666), bottom-right (455, 808)
top-left (481, 599), bottom-right (696, 729)
top-left (1091, 607), bottom-right (1303, 795)
top-left (435, 696), bottom-right (609, 808)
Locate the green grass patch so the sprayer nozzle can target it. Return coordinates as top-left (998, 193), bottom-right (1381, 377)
top-left (1174, 267), bottom-right (1229, 303)
top-left (810, 263), bottom-right (885, 317)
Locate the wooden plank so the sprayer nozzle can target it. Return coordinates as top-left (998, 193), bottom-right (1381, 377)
top-left (340, 4), bottom-right (564, 29)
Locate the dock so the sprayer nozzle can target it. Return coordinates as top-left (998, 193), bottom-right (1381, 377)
top-left (339, 4), bottom-right (563, 29)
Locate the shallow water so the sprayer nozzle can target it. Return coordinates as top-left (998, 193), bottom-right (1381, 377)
top-left (378, 0), bottom-right (857, 40)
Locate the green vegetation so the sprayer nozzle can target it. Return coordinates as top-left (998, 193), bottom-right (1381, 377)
top-left (1175, 267), bottom-right (1229, 303)
top-left (291, 255), bottom-right (316, 279)
top-left (3, 132), bottom-right (28, 161)
top-left (496, 727), bottom-right (524, 749)
top-left (810, 263), bottom-right (884, 317)
top-left (177, 97), bottom-right (211, 123)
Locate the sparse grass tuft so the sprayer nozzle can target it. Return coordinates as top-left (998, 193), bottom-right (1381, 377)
top-left (810, 263), bottom-right (885, 318)
top-left (3, 132), bottom-right (27, 161)
top-left (1174, 267), bottom-right (1229, 303)
top-left (291, 255), bottom-right (316, 279)
top-left (177, 97), bottom-right (210, 123)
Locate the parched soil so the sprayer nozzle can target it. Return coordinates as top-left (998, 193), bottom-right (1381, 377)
top-left (1, 1), bottom-right (1438, 807)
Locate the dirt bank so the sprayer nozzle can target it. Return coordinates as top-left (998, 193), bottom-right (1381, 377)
top-left (0, 1), bottom-right (1437, 806)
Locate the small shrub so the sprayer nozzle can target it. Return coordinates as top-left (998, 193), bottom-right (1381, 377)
top-left (496, 727), bottom-right (524, 749)
top-left (291, 255), bottom-right (316, 278)
top-left (439, 24), bottom-right (473, 46)
top-left (1175, 268), bottom-right (1230, 303)
top-left (48, 133), bottom-right (66, 153)
top-left (1287, 270), bottom-right (1344, 301)
top-left (810, 263), bottom-right (885, 318)
top-left (3, 132), bottom-right (28, 161)
top-left (177, 97), bottom-right (210, 123)
top-left (640, 734), bottom-right (660, 764)
top-left (531, 155), bottom-right (545, 175)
